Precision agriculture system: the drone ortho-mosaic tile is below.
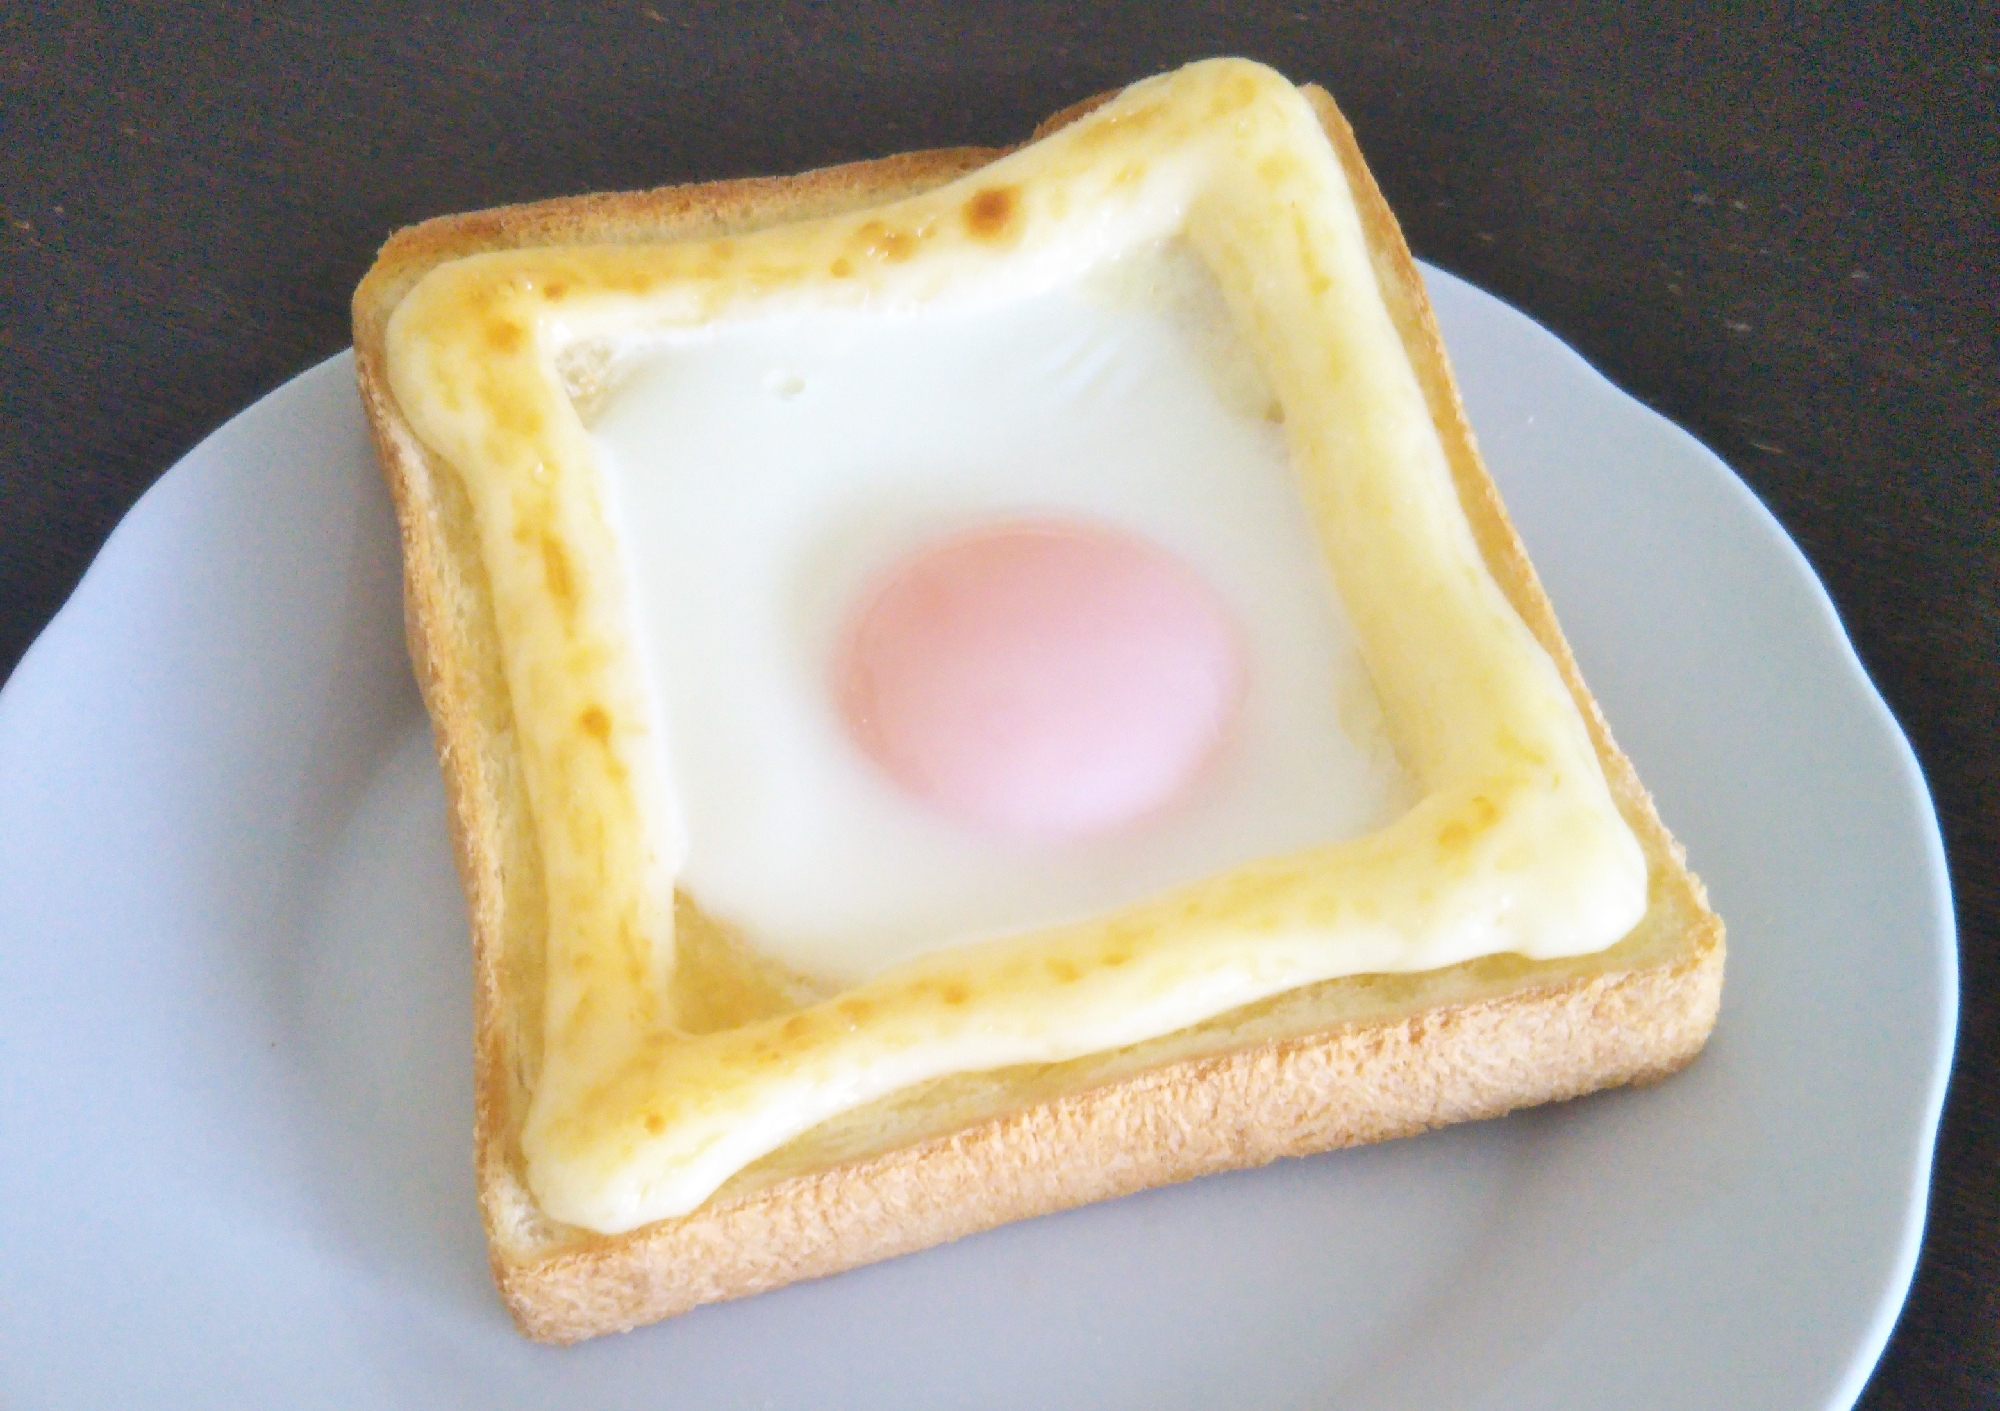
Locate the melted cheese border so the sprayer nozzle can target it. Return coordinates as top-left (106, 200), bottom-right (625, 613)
top-left (385, 60), bottom-right (1647, 1234)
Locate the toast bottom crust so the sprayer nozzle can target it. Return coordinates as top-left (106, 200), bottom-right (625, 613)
top-left (492, 934), bottom-right (1720, 1343)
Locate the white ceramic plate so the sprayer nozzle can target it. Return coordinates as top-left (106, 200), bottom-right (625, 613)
top-left (0, 268), bottom-right (1955, 1410)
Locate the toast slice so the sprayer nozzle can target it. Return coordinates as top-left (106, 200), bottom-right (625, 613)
top-left (352, 72), bottom-right (1723, 1344)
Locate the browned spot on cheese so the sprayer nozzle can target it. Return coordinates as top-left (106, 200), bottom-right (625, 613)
top-left (643, 1112), bottom-right (666, 1135)
top-left (855, 219), bottom-right (919, 263)
top-left (781, 1014), bottom-right (813, 1041)
top-left (939, 980), bottom-right (970, 1006)
top-left (1292, 212), bottom-right (1332, 296)
top-left (494, 398), bottom-right (543, 438)
top-left (836, 996), bottom-right (875, 1023)
top-left (579, 706), bottom-right (611, 742)
top-left (543, 281), bottom-right (568, 301)
top-left (962, 185), bottom-right (1020, 241)
top-left (1257, 153), bottom-right (1299, 185)
top-left (1440, 795), bottom-right (1500, 852)
top-left (541, 533), bottom-right (576, 613)
top-left (829, 255), bottom-right (853, 277)
top-left (485, 318), bottom-right (524, 353)
top-left (1047, 957), bottom-right (1081, 983)
top-left (1211, 71), bottom-right (1259, 115)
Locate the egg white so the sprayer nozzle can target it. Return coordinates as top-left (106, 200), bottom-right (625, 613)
top-left (589, 243), bottom-right (1413, 984)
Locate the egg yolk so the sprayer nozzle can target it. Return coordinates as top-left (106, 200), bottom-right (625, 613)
top-left (835, 519), bottom-right (1245, 841)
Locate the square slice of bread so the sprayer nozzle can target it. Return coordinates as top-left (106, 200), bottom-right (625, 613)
top-left (352, 76), bottom-right (1723, 1344)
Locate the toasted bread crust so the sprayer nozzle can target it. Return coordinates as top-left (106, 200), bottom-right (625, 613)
top-left (353, 84), bottom-right (1722, 1344)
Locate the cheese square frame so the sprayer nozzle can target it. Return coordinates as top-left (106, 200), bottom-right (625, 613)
top-left (382, 60), bottom-right (1647, 1234)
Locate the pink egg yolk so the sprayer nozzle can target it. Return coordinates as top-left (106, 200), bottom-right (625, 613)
top-left (835, 519), bottom-right (1246, 841)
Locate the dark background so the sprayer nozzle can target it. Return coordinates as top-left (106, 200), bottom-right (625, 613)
top-left (3, 3), bottom-right (1994, 1404)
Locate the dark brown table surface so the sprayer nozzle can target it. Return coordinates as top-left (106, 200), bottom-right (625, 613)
top-left (4, 3), bottom-right (1993, 1404)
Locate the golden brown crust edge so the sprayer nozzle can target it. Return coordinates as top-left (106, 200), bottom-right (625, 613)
top-left (352, 85), bottom-right (1722, 1345)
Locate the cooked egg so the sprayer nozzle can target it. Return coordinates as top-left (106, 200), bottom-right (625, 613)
top-left (587, 247), bottom-right (1412, 985)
